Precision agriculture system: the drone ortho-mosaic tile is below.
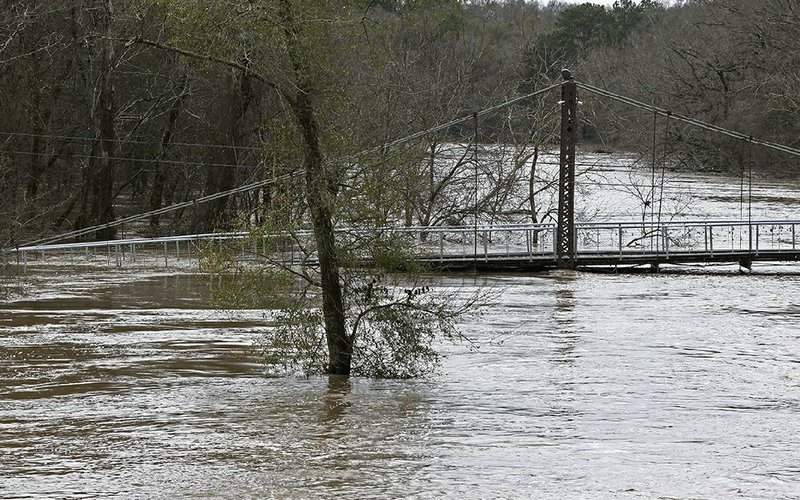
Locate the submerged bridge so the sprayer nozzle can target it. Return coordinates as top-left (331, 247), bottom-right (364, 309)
top-left (9, 218), bottom-right (800, 272)
top-left (4, 76), bottom-right (800, 273)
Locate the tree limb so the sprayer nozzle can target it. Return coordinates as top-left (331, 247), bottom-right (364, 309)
top-left (117, 36), bottom-right (284, 97)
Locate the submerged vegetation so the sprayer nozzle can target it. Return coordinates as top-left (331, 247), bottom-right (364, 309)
top-left (201, 230), bottom-right (488, 378)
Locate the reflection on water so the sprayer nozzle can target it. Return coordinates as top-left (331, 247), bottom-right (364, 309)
top-left (551, 272), bottom-right (579, 364)
top-left (321, 376), bottom-right (352, 424)
top-left (2, 268), bottom-right (800, 498)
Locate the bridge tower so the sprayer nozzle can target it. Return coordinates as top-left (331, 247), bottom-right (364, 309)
top-left (556, 77), bottom-right (578, 269)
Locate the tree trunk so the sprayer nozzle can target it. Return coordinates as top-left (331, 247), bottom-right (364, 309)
top-left (89, 0), bottom-right (117, 240)
top-left (24, 30), bottom-right (74, 202)
top-left (192, 64), bottom-right (254, 232)
top-left (290, 91), bottom-right (351, 376)
top-left (149, 75), bottom-right (187, 228)
top-left (279, 0), bottom-right (351, 375)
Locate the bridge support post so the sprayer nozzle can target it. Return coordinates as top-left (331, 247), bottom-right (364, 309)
top-left (557, 80), bottom-right (578, 269)
top-left (738, 256), bottom-right (752, 271)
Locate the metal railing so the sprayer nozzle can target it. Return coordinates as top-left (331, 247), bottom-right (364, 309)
top-left (574, 220), bottom-right (799, 259)
top-left (5, 219), bottom-right (799, 269)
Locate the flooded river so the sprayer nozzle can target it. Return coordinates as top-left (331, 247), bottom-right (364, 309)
top-left (2, 162), bottom-right (800, 498)
top-left (2, 266), bottom-right (799, 498)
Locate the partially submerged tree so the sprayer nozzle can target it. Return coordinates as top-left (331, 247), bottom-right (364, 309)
top-left (148, 0), bottom-right (494, 377)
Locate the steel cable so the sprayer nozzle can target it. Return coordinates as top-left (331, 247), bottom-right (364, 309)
top-left (576, 82), bottom-right (800, 158)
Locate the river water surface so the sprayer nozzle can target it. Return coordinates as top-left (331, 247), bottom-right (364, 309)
top-left (2, 267), bottom-right (799, 499)
top-left (2, 163), bottom-right (800, 498)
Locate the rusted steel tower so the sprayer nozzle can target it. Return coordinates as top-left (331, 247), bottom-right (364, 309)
top-left (556, 75), bottom-right (578, 269)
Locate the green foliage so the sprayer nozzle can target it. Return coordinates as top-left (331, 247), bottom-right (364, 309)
top-left (205, 224), bottom-right (483, 378)
top-left (344, 275), bottom-right (476, 378)
top-left (526, 0), bottom-right (663, 79)
top-left (554, 3), bottom-right (608, 51)
top-left (364, 0), bottom-right (464, 15)
top-left (605, 0), bottom-right (663, 44)
top-left (370, 234), bottom-right (420, 272)
top-left (263, 306), bottom-right (329, 376)
top-left (199, 237), bottom-right (295, 309)
top-left (252, 274), bottom-right (474, 379)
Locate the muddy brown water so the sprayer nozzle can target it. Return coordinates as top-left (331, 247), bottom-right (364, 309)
top-left (1, 266), bottom-right (799, 499)
top-left (4, 162), bottom-right (800, 498)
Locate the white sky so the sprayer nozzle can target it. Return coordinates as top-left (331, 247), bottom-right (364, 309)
top-left (554, 0), bottom-right (676, 6)
top-left (556, 0), bottom-right (619, 4)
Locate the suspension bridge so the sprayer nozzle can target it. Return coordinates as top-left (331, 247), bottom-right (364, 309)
top-left (8, 219), bottom-right (800, 272)
top-left (4, 77), bottom-right (800, 272)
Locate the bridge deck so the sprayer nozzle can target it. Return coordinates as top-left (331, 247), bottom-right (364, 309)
top-left (5, 219), bottom-right (800, 272)
top-left (419, 250), bottom-right (800, 271)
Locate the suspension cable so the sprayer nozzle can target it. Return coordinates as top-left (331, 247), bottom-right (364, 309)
top-left (8, 83), bottom-right (563, 251)
top-left (0, 131), bottom-right (264, 152)
top-left (473, 112), bottom-right (479, 261)
top-left (354, 83), bottom-right (562, 158)
top-left (650, 111), bottom-right (657, 225)
top-left (0, 148), bottom-right (265, 169)
top-left (0, 83), bottom-right (561, 168)
top-left (657, 112), bottom-right (670, 226)
top-left (9, 172), bottom-right (300, 250)
top-left (748, 139), bottom-right (753, 254)
top-left (739, 141), bottom-right (745, 220)
top-left (577, 82), bottom-right (800, 158)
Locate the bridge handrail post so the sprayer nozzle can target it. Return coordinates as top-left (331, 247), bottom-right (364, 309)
top-left (756, 224), bottom-right (760, 256)
top-left (793, 224), bottom-right (796, 252)
top-left (653, 223), bottom-right (658, 254)
top-left (618, 224), bottom-right (623, 258)
top-left (596, 227), bottom-right (600, 252)
top-left (574, 225), bottom-right (579, 260)
top-left (709, 225), bottom-right (714, 257)
top-left (526, 229), bottom-right (531, 257)
top-left (663, 225), bottom-right (669, 258)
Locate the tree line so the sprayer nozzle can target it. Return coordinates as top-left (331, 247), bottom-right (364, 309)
top-left (1, 0), bottom-right (796, 247)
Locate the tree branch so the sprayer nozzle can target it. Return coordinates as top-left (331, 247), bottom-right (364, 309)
top-left (118, 36), bottom-right (284, 97)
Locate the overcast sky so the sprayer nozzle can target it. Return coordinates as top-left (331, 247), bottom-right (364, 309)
top-left (554, 0), bottom-right (675, 6)
top-left (556, 0), bottom-right (619, 5)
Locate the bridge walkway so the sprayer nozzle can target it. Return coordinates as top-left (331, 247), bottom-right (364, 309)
top-left (6, 219), bottom-right (800, 272)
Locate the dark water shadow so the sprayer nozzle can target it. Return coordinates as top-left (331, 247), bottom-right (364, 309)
top-left (320, 375), bottom-right (352, 424)
top-left (551, 271), bottom-right (579, 364)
